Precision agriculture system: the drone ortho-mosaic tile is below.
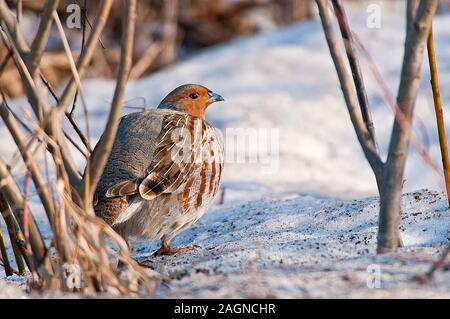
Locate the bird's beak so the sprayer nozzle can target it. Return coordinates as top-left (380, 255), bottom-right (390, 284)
top-left (208, 92), bottom-right (224, 104)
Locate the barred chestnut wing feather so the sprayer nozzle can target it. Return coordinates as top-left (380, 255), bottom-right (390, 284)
top-left (139, 113), bottom-right (205, 200)
top-left (105, 113), bottom-right (205, 201)
top-left (105, 180), bottom-right (138, 197)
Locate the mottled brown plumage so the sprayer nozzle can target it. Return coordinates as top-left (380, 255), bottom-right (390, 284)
top-left (93, 84), bottom-right (224, 255)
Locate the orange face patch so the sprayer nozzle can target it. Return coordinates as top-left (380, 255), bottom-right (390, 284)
top-left (167, 86), bottom-right (212, 119)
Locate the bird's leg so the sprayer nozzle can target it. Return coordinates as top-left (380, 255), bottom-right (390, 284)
top-left (153, 236), bottom-right (200, 256)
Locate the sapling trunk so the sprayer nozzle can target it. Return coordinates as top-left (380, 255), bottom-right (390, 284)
top-left (377, 0), bottom-right (438, 253)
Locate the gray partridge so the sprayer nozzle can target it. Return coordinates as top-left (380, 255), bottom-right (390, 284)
top-left (93, 84), bottom-right (224, 255)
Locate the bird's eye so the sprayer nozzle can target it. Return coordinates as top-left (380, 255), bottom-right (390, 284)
top-left (189, 93), bottom-right (198, 99)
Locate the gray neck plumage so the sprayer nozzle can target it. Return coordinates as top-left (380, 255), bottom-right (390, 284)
top-left (157, 101), bottom-right (184, 112)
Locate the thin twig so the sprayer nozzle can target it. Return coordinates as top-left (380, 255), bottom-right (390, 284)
top-left (2, 92), bottom-right (85, 177)
top-left (19, 109), bottom-right (71, 264)
top-left (331, 0), bottom-right (378, 152)
top-left (315, 0), bottom-right (383, 186)
top-left (0, 159), bottom-right (46, 268)
top-left (1, 26), bottom-right (82, 185)
top-left (1, 91), bottom-right (33, 135)
top-left (86, 0), bottom-right (136, 201)
top-left (39, 73), bottom-right (93, 154)
top-left (58, 0), bottom-right (113, 111)
top-left (0, 195), bottom-right (27, 274)
top-left (416, 246), bottom-right (450, 284)
top-left (71, 0), bottom-right (87, 114)
top-left (21, 169), bottom-right (38, 281)
top-left (64, 130), bottom-right (88, 158)
top-left (0, 27), bottom-right (44, 121)
top-left (129, 41), bottom-right (163, 80)
top-left (0, 217), bottom-right (14, 276)
top-left (39, 73), bottom-right (59, 102)
top-left (27, 0), bottom-right (60, 75)
top-left (52, 10), bottom-right (92, 153)
top-left (0, 48), bottom-right (12, 76)
top-left (16, 0), bottom-right (22, 23)
top-left (74, 0), bottom-right (106, 49)
top-left (0, 101), bottom-right (56, 227)
top-left (353, 34), bottom-right (443, 177)
top-left (427, 24), bottom-right (450, 207)
top-left (65, 112), bottom-right (92, 154)
top-left (0, 0), bottom-right (28, 52)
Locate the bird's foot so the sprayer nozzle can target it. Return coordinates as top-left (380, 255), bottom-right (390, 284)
top-left (153, 244), bottom-right (200, 256)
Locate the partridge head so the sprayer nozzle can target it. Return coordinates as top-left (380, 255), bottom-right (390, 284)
top-left (157, 84), bottom-right (224, 118)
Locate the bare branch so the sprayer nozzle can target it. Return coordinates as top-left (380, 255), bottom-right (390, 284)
top-left (39, 72), bottom-right (59, 102)
top-left (406, 0), bottom-right (417, 32)
top-left (159, 0), bottom-right (179, 66)
top-left (0, 0), bottom-right (28, 53)
top-left (0, 194), bottom-right (28, 274)
top-left (86, 0), bottom-right (136, 201)
top-left (0, 217), bottom-right (14, 275)
top-left (129, 41), bottom-right (163, 80)
top-left (0, 25), bottom-right (82, 186)
top-left (417, 246), bottom-right (450, 283)
top-left (39, 73), bottom-right (92, 154)
top-left (65, 111), bottom-right (92, 153)
top-left (0, 159), bottom-right (47, 266)
top-left (16, 0), bottom-right (22, 23)
top-left (315, 0), bottom-right (383, 184)
top-left (0, 100), bottom-right (56, 227)
top-left (331, 0), bottom-right (378, 152)
top-left (427, 24), bottom-right (450, 206)
top-left (64, 130), bottom-right (88, 158)
top-left (71, 0), bottom-right (87, 114)
top-left (353, 34), bottom-right (443, 178)
top-left (53, 10), bottom-right (83, 93)
top-left (58, 0), bottom-right (113, 111)
top-left (0, 48), bottom-right (12, 75)
top-left (27, 0), bottom-right (60, 75)
top-left (21, 169), bottom-right (38, 279)
top-left (0, 28), bottom-right (44, 120)
top-left (52, 10), bottom-right (92, 154)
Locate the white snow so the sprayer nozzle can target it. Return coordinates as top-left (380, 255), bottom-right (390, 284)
top-left (1, 1), bottom-right (450, 298)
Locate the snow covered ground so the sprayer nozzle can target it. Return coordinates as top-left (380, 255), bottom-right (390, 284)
top-left (144, 189), bottom-right (450, 298)
top-left (1, 1), bottom-right (450, 298)
top-left (1, 190), bottom-right (449, 298)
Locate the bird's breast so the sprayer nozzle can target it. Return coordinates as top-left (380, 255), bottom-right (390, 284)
top-left (177, 120), bottom-right (224, 215)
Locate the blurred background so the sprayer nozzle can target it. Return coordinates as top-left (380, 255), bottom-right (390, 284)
top-left (1, 0), bottom-right (315, 97)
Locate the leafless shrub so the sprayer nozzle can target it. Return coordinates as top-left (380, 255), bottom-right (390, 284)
top-left (0, 0), bottom-right (153, 296)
